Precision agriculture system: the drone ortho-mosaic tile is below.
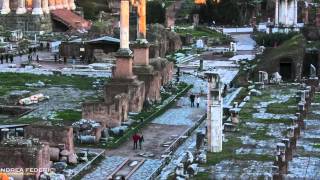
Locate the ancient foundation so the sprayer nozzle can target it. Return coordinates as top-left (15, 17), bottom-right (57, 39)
top-left (0, 13), bottom-right (52, 31)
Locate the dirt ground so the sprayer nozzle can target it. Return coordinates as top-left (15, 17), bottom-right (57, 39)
top-left (105, 123), bottom-right (189, 159)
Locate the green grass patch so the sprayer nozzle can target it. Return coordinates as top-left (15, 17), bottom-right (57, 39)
top-left (313, 144), bottom-right (320, 149)
top-left (314, 94), bottom-right (320, 103)
top-left (251, 127), bottom-right (273, 141)
top-left (192, 172), bottom-right (211, 180)
top-left (0, 73), bottom-right (99, 96)
top-left (206, 136), bottom-right (242, 165)
top-left (55, 110), bottom-right (82, 123)
top-left (266, 97), bottom-right (297, 114)
top-left (253, 118), bottom-right (293, 125)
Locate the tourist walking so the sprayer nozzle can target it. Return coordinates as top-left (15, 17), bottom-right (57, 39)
top-left (0, 55), bottom-right (3, 64)
top-left (36, 55), bottom-right (39, 63)
top-left (196, 95), bottom-right (200, 108)
top-left (132, 133), bottom-right (140, 150)
top-left (5, 54), bottom-right (8, 63)
top-left (10, 54), bottom-right (13, 64)
top-left (189, 94), bottom-right (195, 107)
top-left (139, 134), bottom-right (144, 150)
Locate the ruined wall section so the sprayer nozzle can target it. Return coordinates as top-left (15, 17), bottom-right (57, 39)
top-left (82, 93), bottom-right (129, 128)
top-left (24, 125), bottom-right (74, 154)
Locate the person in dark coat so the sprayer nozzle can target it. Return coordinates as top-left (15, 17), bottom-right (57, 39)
top-left (10, 54), bottom-right (13, 63)
top-left (5, 54), bottom-right (8, 63)
top-left (36, 55), bottom-right (39, 63)
top-left (0, 55), bottom-right (3, 64)
top-left (132, 133), bottom-right (140, 150)
top-left (189, 94), bottom-right (195, 107)
top-left (139, 134), bottom-right (144, 150)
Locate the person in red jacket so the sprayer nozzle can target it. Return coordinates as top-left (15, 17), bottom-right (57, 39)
top-left (132, 133), bottom-right (140, 150)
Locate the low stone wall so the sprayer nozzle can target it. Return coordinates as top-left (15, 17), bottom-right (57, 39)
top-left (82, 93), bottom-right (129, 128)
top-left (0, 105), bottom-right (33, 116)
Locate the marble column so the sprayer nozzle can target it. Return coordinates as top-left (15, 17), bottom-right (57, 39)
top-left (294, 0), bottom-right (298, 25)
top-left (285, 0), bottom-right (288, 26)
top-left (68, 0), bottom-right (76, 10)
top-left (120, 0), bottom-right (130, 50)
top-left (16, 0), bottom-right (27, 14)
top-left (55, 0), bottom-right (63, 9)
top-left (42, 0), bottom-right (50, 14)
top-left (49, 0), bottom-right (56, 10)
top-left (63, 0), bottom-right (69, 9)
top-left (1, 0), bottom-right (10, 14)
top-left (275, 0), bottom-right (279, 25)
top-left (32, 0), bottom-right (43, 15)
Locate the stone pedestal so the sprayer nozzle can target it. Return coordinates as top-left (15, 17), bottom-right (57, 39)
top-left (105, 49), bottom-right (145, 113)
top-left (133, 42), bottom-right (162, 102)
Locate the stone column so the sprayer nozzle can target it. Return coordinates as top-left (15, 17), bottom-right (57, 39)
top-left (32, 0), bottom-right (44, 14)
top-left (16, 0), bottom-right (27, 14)
top-left (294, 0), bottom-right (298, 25)
top-left (68, 0), bottom-right (76, 10)
top-left (206, 72), bottom-right (223, 153)
top-left (55, 0), bottom-right (63, 9)
top-left (275, 0), bottom-right (279, 25)
top-left (316, 8), bottom-right (320, 27)
top-left (63, 0), bottom-right (69, 9)
top-left (42, 0), bottom-right (50, 14)
top-left (114, 0), bottom-right (133, 79)
top-left (120, 0), bottom-right (130, 50)
top-left (1, 0), bottom-right (10, 14)
top-left (49, 0), bottom-right (56, 10)
top-left (285, 0), bottom-right (288, 26)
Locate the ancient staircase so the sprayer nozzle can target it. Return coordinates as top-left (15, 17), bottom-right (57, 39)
top-left (51, 9), bottom-right (91, 31)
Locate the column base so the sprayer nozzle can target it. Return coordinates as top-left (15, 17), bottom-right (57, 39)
top-left (16, 8), bottom-right (27, 14)
top-left (49, 6), bottom-right (56, 10)
top-left (55, 5), bottom-right (64, 9)
top-left (42, 8), bottom-right (50, 14)
top-left (32, 8), bottom-right (43, 15)
top-left (70, 3), bottom-right (76, 10)
top-left (1, 9), bottom-right (11, 15)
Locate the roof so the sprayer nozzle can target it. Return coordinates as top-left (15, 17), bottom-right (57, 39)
top-left (0, 124), bottom-right (29, 129)
top-left (86, 36), bottom-right (120, 44)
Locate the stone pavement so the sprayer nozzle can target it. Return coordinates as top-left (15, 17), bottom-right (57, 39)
top-left (83, 75), bottom-right (208, 179)
top-left (82, 156), bottom-right (127, 180)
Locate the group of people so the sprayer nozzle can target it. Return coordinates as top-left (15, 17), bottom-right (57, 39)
top-left (132, 133), bottom-right (144, 150)
top-left (189, 93), bottom-right (201, 108)
top-left (0, 54), bottom-right (14, 64)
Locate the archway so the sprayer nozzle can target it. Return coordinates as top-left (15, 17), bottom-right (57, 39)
top-left (279, 58), bottom-right (294, 81)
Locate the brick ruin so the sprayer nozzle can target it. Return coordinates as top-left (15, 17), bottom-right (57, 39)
top-left (82, 93), bottom-right (129, 128)
top-left (82, 0), bottom-right (174, 130)
top-left (0, 138), bottom-right (51, 179)
top-left (24, 125), bottom-right (77, 164)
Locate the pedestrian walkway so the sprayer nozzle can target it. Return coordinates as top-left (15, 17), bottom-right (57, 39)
top-left (83, 75), bottom-right (207, 179)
